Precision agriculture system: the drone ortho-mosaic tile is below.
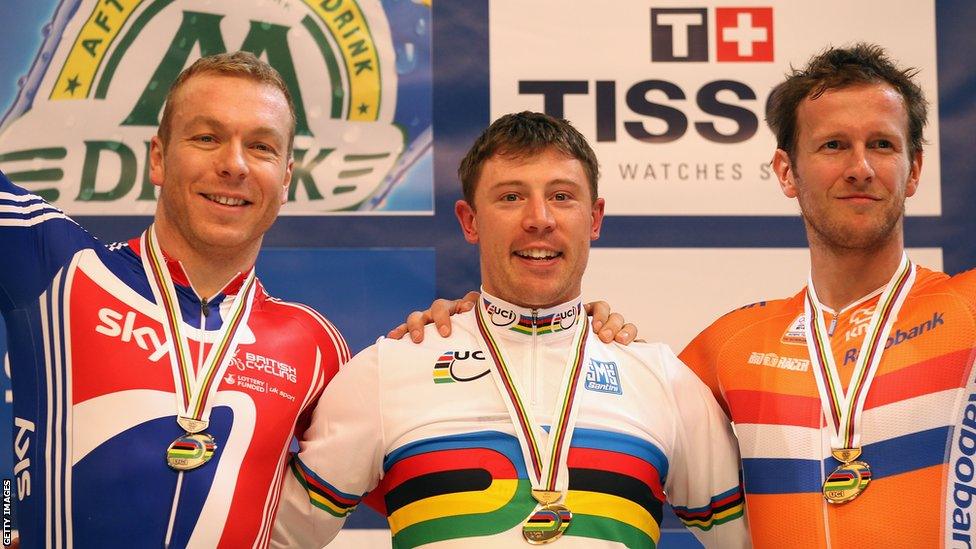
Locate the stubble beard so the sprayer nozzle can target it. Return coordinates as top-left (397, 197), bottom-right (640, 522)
top-left (800, 194), bottom-right (906, 253)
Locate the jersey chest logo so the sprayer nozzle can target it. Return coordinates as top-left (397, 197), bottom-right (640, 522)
top-left (432, 350), bottom-right (490, 384)
top-left (584, 359), bottom-right (622, 395)
top-left (781, 314), bottom-right (806, 346)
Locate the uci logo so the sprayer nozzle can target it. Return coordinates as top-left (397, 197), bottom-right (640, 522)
top-left (432, 350), bottom-right (490, 384)
top-left (0, 0), bottom-right (426, 214)
top-left (486, 303), bottom-right (518, 327)
top-left (554, 308), bottom-right (578, 331)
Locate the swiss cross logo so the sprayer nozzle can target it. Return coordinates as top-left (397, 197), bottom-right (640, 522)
top-left (715, 8), bottom-right (774, 62)
top-left (651, 6), bottom-right (773, 63)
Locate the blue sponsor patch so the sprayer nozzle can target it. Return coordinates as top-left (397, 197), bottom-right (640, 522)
top-left (584, 359), bottom-right (622, 395)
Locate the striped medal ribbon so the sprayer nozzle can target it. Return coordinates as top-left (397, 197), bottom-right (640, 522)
top-left (474, 299), bottom-right (589, 545)
top-left (803, 252), bottom-right (915, 504)
top-left (140, 225), bottom-right (258, 471)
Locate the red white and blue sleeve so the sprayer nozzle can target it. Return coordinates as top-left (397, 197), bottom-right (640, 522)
top-left (0, 169), bottom-right (98, 311)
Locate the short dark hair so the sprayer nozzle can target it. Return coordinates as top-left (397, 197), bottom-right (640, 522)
top-left (766, 43), bottom-right (928, 160)
top-left (458, 111), bottom-right (599, 206)
top-left (158, 51), bottom-right (297, 153)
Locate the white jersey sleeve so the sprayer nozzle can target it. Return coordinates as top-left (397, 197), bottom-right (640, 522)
top-left (272, 344), bottom-right (385, 548)
top-left (660, 346), bottom-right (752, 548)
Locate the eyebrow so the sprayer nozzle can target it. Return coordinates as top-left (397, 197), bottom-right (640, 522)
top-left (183, 115), bottom-right (286, 142)
top-left (489, 178), bottom-right (584, 188)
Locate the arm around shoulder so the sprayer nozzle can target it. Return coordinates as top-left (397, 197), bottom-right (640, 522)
top-left (272, 345), bottom-right (385, 548)
top-left (662, 350), bottom-right (751, 548)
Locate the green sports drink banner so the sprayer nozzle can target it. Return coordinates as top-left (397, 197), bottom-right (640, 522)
top-left (0, 0), bottom-right (433, 214)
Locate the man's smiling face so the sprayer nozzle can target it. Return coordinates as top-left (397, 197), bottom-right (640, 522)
top-left (456, 147), bottom-right (605, 309)
top-left (149, 72), bottom-right (293, 259)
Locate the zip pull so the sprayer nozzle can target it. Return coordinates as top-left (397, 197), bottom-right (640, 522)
top-left (531, 310), bottom-right (539, 329)
top-left (827, 312), bottom-right (838, 337)
top-left (201, 297), bottom-right (211, 318)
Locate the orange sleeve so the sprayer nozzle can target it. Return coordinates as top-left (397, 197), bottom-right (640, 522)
top-left (949, 268), bottom-right (976, 316)
top-left (679, 312), bottom-right (740, 417)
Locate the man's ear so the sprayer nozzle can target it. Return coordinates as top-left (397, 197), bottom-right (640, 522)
top-left (905, 149), bottom-right (923, 198)
top-left (455, 200), bottom-right (479, 244)
top-left (280, 157), bottom-right (294, 205)
top-left (772, 149), bottom-right (798, 198)
top-left (590, 198), bottom-right (605, 240)
top-left (149, 136), bottom-right (165, 187)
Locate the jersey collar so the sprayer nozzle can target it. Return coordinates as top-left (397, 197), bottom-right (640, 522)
top-left (479, 290), bottom-right (584, 341)
top-left (128, 234), bottom-right (252, 297)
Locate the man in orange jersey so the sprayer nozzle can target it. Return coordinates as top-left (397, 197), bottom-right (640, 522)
top-left (680, 44), bottom-right (976, 548)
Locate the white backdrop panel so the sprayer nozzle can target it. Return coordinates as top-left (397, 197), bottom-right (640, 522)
top-left (582, 247), bottom-right (944, 351)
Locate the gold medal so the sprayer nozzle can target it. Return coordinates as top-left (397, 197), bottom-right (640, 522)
top-left (831, 447), bottom-right (861, 463)
top-left (166, 432), bottom-right (217, 471)
top-left (530, 490), bottom-right (562, 505)
top-left (522, 503), bottom-right (572, 545)
top-left (823, 457), bottom-right (871, 504)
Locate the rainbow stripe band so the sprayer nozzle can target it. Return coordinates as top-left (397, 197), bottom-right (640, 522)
top-left (475, 302), bottom-right (588, 493)
top-left (803, 253), bottom-right (916, 452)
top-left (291, 458), bottom-right (362, 518)
top-left (672, 485), bottom-right (746, 531)
top-left (141, 225), bottom-right (258, 433)
top-left (483, 298), bottom-right (581, 336)
top-left (144, 229), bottom-right (194, 407)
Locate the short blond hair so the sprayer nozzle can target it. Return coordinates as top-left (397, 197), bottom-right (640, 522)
top-left (157, 51), bottom-right (296, 153)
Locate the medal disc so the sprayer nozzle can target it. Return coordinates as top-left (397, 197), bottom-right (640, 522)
top-left (523, 504), bottom-right (572, 545)
top-left (823, 460), bottom-right (871, 503)
top-left (166, 433), bottom-right (217, 471)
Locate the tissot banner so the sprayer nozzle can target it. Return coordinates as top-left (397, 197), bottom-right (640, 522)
top-left (490, 0), bottom-right (940, 216)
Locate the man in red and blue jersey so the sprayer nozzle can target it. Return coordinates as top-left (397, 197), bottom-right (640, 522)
top-left (0, 51), bottom-right (350, 547)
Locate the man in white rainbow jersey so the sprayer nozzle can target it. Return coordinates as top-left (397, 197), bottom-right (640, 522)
top-left (272, 111), bottom-right (749, 548)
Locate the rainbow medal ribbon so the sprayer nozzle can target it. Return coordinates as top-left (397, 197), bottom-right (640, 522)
top-left (475, 299), bottom-right (589, 545)
top-left (803, 253), bottom-right (915, 504)
top-left (141, 225), bottom-right (258, 471)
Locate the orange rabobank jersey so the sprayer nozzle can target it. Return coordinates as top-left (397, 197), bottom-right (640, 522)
top-left (681, 266), bottom-right (976, 549)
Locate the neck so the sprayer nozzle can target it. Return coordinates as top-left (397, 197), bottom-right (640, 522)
top-left (151, 222), bottom-right (258, 299)
top-left (481, 289), bottom-right (581, 312)
top-left (808, 234), bottom-right (905, 311)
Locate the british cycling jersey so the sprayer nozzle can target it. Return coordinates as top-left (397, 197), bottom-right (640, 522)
top-left (681, 266), bottom-right (976, 548)
top-left (273, 293), bottom-right (749, 548)
top-left (0, 171), bottom-right (349, 547)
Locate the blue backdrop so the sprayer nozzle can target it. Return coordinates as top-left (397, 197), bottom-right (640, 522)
top-left (1, 1), bottom-right (974, 547)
